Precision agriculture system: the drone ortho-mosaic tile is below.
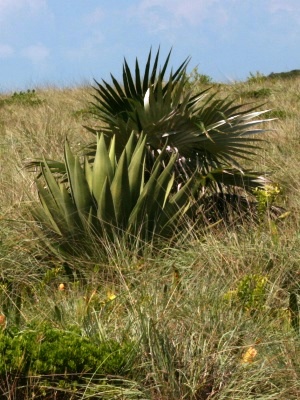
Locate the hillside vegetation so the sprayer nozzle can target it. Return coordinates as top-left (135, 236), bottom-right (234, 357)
top-left (1, 61), bottom-right (300, 399)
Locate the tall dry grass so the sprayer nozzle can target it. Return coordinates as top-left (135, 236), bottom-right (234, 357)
top-left (1, 75), bottom-right (300, 399)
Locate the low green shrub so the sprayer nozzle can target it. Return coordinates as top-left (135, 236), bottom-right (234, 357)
top-left (247, 71), bottom-right (267, 84)
top-left (0, 89), bottom-right (43, 107)
top-left (0, 324), bottom-right (133, 377)
top-left (224, 273), bottom-right (269, 312)
top-left (185, 66), bottom-right (214, 87)
top-left (268, 69), bottom-right (300, 80)
top-left (240, 87), bottom-right (272, 99)
top-left (253, 183), bottom-right (281, 220)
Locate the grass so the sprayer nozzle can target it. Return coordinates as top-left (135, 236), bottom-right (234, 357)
top-left (1, 73), bottom-right (300, 399)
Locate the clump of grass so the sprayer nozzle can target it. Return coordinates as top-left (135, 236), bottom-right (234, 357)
top-left (185, 66), bottom-right (214, 88)
top-left (240, 87), bottom-right (272, 99)
top-left (247, 71), bottom-right (267, 84)
top-left (263, 109), bottom-right (292, 119)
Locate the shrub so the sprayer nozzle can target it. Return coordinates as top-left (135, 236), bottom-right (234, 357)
top-left (240, 88), bottom-right (272, 99)
top-left (185, 66), bottom-right (213, 87)
top-left (87, 49), bottom-right (271, 195)
top-left (224, 274), bottom-right (268, 312)
top-left (0, 324), bottom-right (133, 377)
top-left (247, 71), bottom-right (267, 84)
top-left (0, 89), bottom-right (43, 107)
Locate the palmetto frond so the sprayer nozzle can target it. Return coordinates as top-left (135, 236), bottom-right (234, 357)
top-left (87, 49), bottom-right (273, 193)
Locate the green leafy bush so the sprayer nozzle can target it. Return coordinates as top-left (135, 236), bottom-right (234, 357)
top-left (253, 183), bottom-right (281, 220)
top-left (240, 88), bottom-right (272, 99)
top-left (224, 274), bottom-right (268, 312)
top-left (185, 66), bottom-right (213, 87)
top-left (268, 69), bottom-right (300, 80)
top-left (247, 71), bottom-right (267, 84)
top-left (0, 89), bottom-right (43, 107)
top-left (0, 324), bottom-right (133, 376)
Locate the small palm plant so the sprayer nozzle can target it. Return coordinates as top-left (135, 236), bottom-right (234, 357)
top-left (86, 48), bottom-right (272, 197)
top-left (27, 48), bottom-right (271, 195)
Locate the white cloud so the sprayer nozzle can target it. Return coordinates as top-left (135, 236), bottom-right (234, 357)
top-left (268, 0), bottom-right (299, 13)
top-left (21, 44), bottom-right (50, 64)
top-left (267, 0), bottom-right (300, 30)
top-left (0, 44), bottom-right (14, 58)
top-left (66, 32), bottom-right (105, 61)
top-left (84, 7), bottom-right (105, 25)
top-left (133, 0), bottom-right (231, 34)
top-left (0, 0), bottom-right (47, 15)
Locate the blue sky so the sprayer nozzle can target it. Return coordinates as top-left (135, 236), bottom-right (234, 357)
top-left (1, 0), bottom-right (299, 91)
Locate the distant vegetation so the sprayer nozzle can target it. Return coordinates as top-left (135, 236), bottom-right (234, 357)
top-left (268, 69), bottom-right (300, 79)
top-left (247, 69), bottom-right (300, 83)
top-left (0, 89), bottom-right (44, 107)
top-left (1, 51), bottom-right (300, 399)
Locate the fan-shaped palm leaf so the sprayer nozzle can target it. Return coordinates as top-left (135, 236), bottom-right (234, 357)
top-left (86, 48), bottom-right (274, 195)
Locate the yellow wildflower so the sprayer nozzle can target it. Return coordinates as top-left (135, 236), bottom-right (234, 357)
top-left (241, 346), bottom-right (257, 364)
top-left (107, 290), bottom-right (116, 301)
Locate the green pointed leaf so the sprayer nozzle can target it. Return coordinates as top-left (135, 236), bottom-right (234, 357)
top-left (97, 177), bottom-right (116, 225)
top-left (169, 175), bottom-right (198, 210)
top-left (35, 180), bottom-right (63, 235)
top-left (92, 133), bottom-right (113, 202)
top-left (148, 154), bottom-right (177, 218)
top-left (128, 134), bottom-right (147, 204)
top-left (41, 160), bottom-right (66, 216)
top-left (143, 48), bottom-right (152, 93)
top-left (150, 47), bottom-right (160, 85)
top-left (108, 134), bottom-right (116, 171)
top-left (110, 149), bottom-right (131, 224)
top-left (64, 140), bottom-right (93, 216)
top-left (124, 58), bottom-right (138, 98)
top-left (135, 57), bottom-right (142, 96)
top-left (128, 146), bottom-right (171, 227)
top-left (59, 182), bottom-right (82, 232)
top-left (124, 130), bottom-right (137, 163)
top-left (84, 156), bottom-right (93, 192)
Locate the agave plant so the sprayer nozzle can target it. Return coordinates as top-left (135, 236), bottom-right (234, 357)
top-left (32, 131), bottom-right (198, 255)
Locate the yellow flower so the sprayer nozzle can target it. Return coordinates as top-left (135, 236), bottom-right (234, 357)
top-left (107, 290), bottom-right (116, 301)
top-left (241, 346), bottom-right (257, 364)
top-left (223, 290), bottom-right (237, 302)
top-left (58, 283), bottom-right (65, 291)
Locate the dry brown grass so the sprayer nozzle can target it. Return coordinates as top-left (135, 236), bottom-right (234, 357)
top-left (1, 75), bottom-right (300, 399)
